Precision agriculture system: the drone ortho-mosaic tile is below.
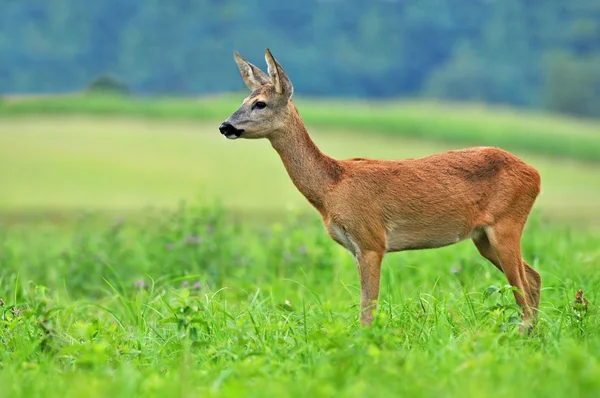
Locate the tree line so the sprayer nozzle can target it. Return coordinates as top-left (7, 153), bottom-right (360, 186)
top-left (1, 0), bottom-right (599, 117)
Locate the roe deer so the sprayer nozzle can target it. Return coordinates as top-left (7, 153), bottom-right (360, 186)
top-left (219, 49), bottom-right (542, 330)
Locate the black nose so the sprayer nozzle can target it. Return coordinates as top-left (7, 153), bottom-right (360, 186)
top-left (219, 122), bottom-right (244, 138)
top-left (219, 122), bottom-right (233, 135)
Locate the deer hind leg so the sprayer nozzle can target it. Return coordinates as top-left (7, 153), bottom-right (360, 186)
top-left (473, 230), bottom-right (504, 273)
top-left (356, 250), bottom-right (384, 326)
top-left (478, 221), bottom-right (538, 329)
top-left (473, 230), bottom-right (541, 311)
top-left (522, 260), bottom-right (541, 309)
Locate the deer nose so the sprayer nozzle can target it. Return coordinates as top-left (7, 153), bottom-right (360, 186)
top-left (219, 122), bottom-right (244, 139)
top-left (219, 122), bottom-right (233, 135)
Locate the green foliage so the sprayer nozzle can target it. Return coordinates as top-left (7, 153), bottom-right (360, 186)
top-left (2, 0), bottom-right (600, 117)
top-left (1, 203), bottom-right (600, 397)
top-left (424, 43), bottom-right (496, 103)
top-left (542, 52), bottom-right (600, 118)
top-left (86, 75), bottom-right (130, 96)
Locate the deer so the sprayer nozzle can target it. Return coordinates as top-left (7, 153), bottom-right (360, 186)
top-left (219, 49), bottom-right (542, 331)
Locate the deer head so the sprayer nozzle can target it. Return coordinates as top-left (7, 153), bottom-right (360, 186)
top-left (219, 49), bottom-right (294, 140)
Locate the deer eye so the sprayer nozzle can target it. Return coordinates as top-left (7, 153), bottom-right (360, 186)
top-left (253, 101), bottom-right (267, 110)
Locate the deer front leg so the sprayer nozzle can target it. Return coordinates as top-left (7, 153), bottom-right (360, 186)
top-left (356, 250), bottom-right (384, 326)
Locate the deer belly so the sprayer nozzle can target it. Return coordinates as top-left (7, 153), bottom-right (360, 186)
top-left (385, 222), bottom-right (471, 252)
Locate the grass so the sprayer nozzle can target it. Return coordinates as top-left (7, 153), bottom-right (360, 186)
top-left (2, 93), bottom-right (600, 162)
top-left (1, 204), bottom-right (600, 397)
top-left (2, 98), bottom-right (600, 396)
top-left (1, 116), bottom-right (600, 225)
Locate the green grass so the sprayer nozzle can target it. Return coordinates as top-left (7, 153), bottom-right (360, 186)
top-left (2, 100), bottom-right (600, 396)
top-left (1, 116), bottom-right (599, 225)
top-left (1, 204), bottom-right (600, 397)
top-left (2, 94), bottom-right (600, 162)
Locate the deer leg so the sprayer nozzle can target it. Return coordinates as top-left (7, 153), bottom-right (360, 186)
top-left (473, 231), bottom-right (541, 314)
top-left (484, 222), bottom-right (535, 330)
top-left (523, 260), bottom-right (541, 310)
top-left (473, 231), bottom-right (504, 273)
top-left (356, 250), bottom-right (384, 326)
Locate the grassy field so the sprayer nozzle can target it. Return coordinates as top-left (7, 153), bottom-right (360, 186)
top-left (2, 94), bottom-right (600, 162)
top-left (2, 97), bottom-right (600, 397)
top-left (1, 205), bottom-right (600, 398)
top-left (1, 116), bottom-right (599, 224)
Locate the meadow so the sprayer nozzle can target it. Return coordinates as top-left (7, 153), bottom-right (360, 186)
top-left (1, 95), bottom-right (600, 397)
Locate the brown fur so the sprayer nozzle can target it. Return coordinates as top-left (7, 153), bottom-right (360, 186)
top-left (222, 50), bottom-right (542, 330)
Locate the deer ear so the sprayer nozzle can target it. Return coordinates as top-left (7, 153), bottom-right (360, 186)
top-left (265, 49), bottom-right (293, 98)
top-left (234, 52), bottom-right (270, 91)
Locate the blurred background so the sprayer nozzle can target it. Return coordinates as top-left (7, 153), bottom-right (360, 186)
top-left (1, 0), bottom-right (600, 226)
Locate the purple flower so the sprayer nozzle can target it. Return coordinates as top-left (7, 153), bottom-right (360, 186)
top-left (193, 282), bottom-right (202, 290)
top-left (12, 309), bottom-right (21, 316)
top-left (182, 281), bottom-right (189, 288)
top-left (135, 279), bottom-right (147, 289)
top-left (298, 246), bottom-right (307, 255)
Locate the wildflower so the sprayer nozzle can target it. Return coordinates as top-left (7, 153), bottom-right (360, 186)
top-left (193, 282), bottom-right (202, 290)
top-left (182, 281), bottom-right (189, 288)
top-left (135, 279), bottom-right (147, 289)
top-left (12, 308), bottom-right (21, 316)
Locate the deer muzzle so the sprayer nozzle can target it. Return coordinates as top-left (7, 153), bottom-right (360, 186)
top-left (219, 122), bottom-right (244, 139)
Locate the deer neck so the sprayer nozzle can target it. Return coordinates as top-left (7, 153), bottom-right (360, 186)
top-left (268, 106), bottom-right (342, 213)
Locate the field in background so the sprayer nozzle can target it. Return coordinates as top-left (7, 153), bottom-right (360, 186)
top-left (2, 94), bottom-right (600, 162)
top-left (2, 96), bottom-right (600, 397)
top-left (1, 114), bottom-right (599, 225)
